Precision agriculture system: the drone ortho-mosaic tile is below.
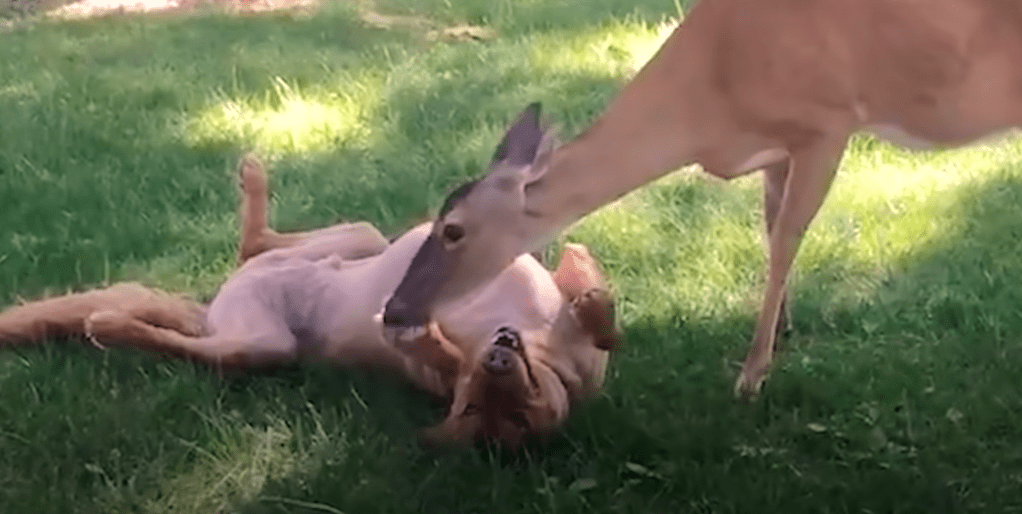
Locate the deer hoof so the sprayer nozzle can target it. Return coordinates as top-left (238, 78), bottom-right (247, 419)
top-left (733, 367), bottom-right (767, 401)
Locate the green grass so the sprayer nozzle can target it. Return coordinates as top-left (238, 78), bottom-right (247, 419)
top-left (2, 1), bottom-right (1022, 512)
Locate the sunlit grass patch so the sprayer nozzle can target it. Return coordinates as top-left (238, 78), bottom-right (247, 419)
top-left (573, 200), bottom-right (753, 327)
top-left (562, 131), bottom-right (1022, 345)
top-left (799, 136), bottom-right (1022, 298)
top-left (528, 15), bottom-right (676, 83)
top-left (185, 73), bottom-right (385, 158)
top-left (0, 80), bottom-right (40, 101)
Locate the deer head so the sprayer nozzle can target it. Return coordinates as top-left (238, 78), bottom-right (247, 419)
top-left (383, 103), bottom-right (559, 333)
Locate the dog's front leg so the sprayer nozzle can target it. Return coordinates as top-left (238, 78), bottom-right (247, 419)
top-left (401, 322), bottom-right (465, 387)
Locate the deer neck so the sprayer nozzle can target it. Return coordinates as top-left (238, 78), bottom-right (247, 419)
top-left (520, 22), bottom-right (714, 250)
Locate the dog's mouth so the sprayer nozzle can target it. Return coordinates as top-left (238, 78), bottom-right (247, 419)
top-left (382, 324), bottom-right (425, 350)
top-left (487, 326), bottom-right (539, 390)
top-left (492, 326), bottom-right (522, 351)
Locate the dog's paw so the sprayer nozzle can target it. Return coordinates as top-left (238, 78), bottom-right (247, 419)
top-left (236, 154), bottom-right (268, 195)
top-left (84, 310), bottom-right (128, 349)
top-left (84, 309), bottom-right (149, 351)
top-left (572, 288), bottom-right (620, 351)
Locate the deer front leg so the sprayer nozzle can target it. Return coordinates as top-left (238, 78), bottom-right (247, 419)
top-left (735, 136), bottom-right (846, 399)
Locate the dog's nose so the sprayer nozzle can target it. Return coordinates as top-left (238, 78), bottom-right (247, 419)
top-left (483, 345), bottom-right (515, 375)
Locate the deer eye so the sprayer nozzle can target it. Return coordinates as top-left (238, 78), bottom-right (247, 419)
top-left (462, 403), bottom-right (480, 416)
top-left (442, 224), bottom-right (465, 243)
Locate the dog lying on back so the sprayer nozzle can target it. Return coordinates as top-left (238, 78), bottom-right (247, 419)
top-left (0, 156), bottom-right (620, 447)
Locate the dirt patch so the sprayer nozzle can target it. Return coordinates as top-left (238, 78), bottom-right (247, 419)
top-left (1, 0), bottom-right (321, 19)
top-left (359, 10), bottom-right (496, 42)
top-left (3, 0), bottom-right (497, 43)
top-left (56, 0), bottom-right (322, 18)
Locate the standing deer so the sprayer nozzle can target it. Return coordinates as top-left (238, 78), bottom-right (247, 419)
top-left (382, 0), bottom-right (1022, 397)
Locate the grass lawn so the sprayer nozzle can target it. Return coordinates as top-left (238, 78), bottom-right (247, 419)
top-left (2, 1), bottom-right (1022, 512)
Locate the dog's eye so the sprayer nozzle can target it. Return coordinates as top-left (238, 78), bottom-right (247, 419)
top-left (462, 404), bottom-right (480, 416)
top-left (507, 410), bottom-right (530, 429)
top-left (442, 224), bottom-right (465, 243)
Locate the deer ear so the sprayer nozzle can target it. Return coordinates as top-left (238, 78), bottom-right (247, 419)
top-left (491, 103), bottom-right (544, 167)
top-left (527, 125), bottom-right (560, 182)
top-left (485, 104), bottom-right (560, 188)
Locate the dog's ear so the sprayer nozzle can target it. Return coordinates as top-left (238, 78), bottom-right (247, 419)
top-left (552, 244), bottom-right (621, 351)
top-left (523, 366), bottom-right (571, 431)
top-left (418, 412), bottom-right (481, 448)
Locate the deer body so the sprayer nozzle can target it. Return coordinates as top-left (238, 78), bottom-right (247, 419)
top-left (384, 0), bottom-right (1022, 397)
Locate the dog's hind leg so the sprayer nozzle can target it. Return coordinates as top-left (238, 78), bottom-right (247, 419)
top-left (104, 283), bottom-right (206, 337)
top-left (0, 283), bottom-right (205, 346)
top-left (235, 155), bottom-right (389, 265)
top-left (236, 154), bottom-right (276, 263)
top-left (0, 293), bottom-right (95, 344)
top-left (242, 223), bottom-right (390, 269)
top-left (85, 310), bottom-right (295, 370)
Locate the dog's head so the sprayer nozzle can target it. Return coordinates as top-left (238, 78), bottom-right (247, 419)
top-left (410, 243), bottom-right (619, 448)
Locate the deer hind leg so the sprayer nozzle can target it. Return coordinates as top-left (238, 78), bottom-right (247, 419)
top-left (762, 160), bottom-right (793, 345)
top-left (735, 137), bottom-right (847, 399)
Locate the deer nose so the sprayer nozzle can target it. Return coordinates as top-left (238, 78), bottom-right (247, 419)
top-left (382, 308), bottom-right (408, 327)
top-left (483, 345), bottom-right (515, 375)
top-left (383, 296), bottom-right (421, 327)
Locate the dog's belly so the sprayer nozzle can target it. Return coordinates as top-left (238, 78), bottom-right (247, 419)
top-left (211, 259), bottom-right (359, 349)
top-left (209, 253), bottom-right (445, 395)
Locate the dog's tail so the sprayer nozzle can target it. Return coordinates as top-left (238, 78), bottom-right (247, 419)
top-left (0, 283), bottom-right (205, 346)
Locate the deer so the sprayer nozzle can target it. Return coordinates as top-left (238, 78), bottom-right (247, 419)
top-left (381, 0), bottom-right (1022, 398)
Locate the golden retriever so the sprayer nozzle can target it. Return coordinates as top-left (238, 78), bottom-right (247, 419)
top-left (0, 156), bottom-right (619, 447)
